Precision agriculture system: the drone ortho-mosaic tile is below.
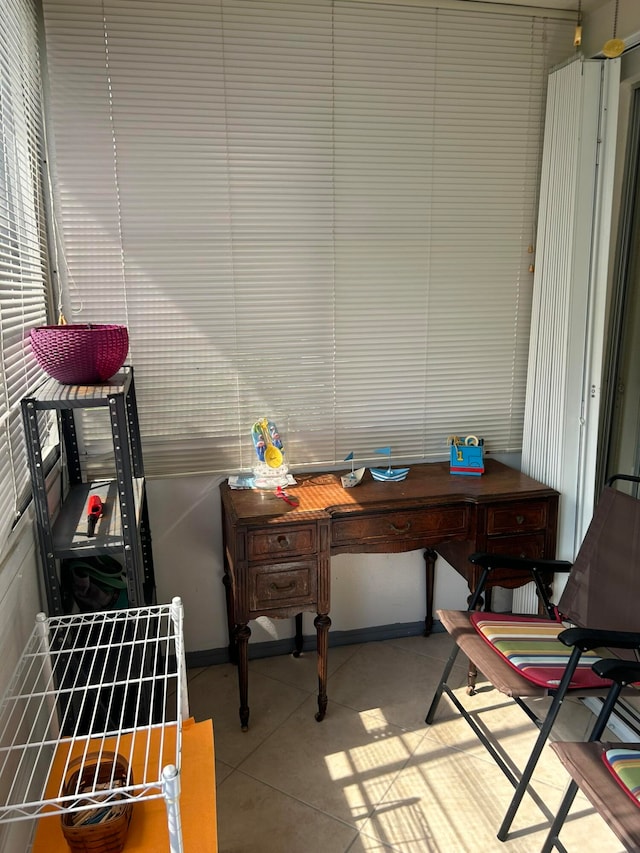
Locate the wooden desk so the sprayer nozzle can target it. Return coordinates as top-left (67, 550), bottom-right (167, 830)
top-left (220, 459), bottom-right (559, 730)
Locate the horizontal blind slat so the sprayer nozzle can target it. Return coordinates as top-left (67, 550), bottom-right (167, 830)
top-left (42, 0), bottom-right (573, 473)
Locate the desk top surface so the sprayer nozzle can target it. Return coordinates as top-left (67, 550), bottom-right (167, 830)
top-left (221, 459), bottom-right (558, 525)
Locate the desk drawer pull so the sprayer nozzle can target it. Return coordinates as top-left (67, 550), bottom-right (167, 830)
top-left (270, 580), bottom-right (296, 592)
top-left (276, 535), bottom-right (290, 548)
top-left (389, 521), bottom-right (411, 534)
top-left (516, 515), bottom-right (525, 525)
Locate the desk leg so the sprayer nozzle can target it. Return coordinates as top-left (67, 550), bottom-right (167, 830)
top-left (235, 623), bottom-right (251, 731)
top-left (423, 548), bottom-right (437, 635)
top-left (294, 613), bottom-right (304, 658)
top-left (467, 662), bottom-right (478, 695)
top-left (223, 572), bottom-right (237, 664)
top-left (314, 613), bottom-right (331, 722)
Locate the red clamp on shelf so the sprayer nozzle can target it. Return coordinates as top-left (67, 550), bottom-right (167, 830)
top-left (87, 495), bottom-right (103, 536)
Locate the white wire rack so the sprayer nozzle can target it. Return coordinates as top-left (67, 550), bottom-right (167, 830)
top-left (0, 598), bottom-right (189, 853)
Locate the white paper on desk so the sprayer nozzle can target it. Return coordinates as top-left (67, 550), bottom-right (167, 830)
top-left (228, 474), bottom-right (297, 489)
top-left (228, 474), bottom-right (255, 489)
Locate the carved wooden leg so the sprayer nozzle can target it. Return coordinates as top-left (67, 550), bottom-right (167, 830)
top-left (293, 612), bottom-right (304, 658)
top-left (235, 623), bottom-right (251, 731)
top-left (467, 663), bottom-right (478, 695)
top-left (314, 612), bottom-right (331, 722)
top-left (222, 571), bottom-right (237, 664)
top-left (423, 548), bottom-right (436, 635)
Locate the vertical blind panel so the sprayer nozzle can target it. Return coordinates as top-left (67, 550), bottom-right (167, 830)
top-left (222, 1), bottom-right (335, 468)
top-left (519, 56), bottom-right (618, 560)
top-left (42, 0), bottom-right (574, 475)
top-left (522, 58), bottom-right (601, 492)
top-left (0, 432), bottom-right (13, 550)
top-left (0, 0), bottom-right (49, 551)
top-left (44, 2), bottom-right (129, 322)
top-left (334, 2), bottom-right (435, 459)
top-left (100, 0), bottom-right (236, 469)
top-left (425, 12), bottom-right (555, 456)
top-left (44, 0), bottom-right (236, 473)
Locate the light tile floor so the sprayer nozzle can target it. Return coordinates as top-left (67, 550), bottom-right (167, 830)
top-left (187, 633), bottom-right (627, 853)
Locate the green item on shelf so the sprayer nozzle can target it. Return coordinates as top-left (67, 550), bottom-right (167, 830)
top-left (61, 556), bottom-right (128, 613)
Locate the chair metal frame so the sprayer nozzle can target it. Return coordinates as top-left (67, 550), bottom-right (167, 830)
top-left (542, 658), bottom-right (640, 852)
top-left (425, 474), bottom-right (640, 842)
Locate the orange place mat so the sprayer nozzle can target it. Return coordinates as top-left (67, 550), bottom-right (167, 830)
top-left (32, 718), bottom-right (217, 852)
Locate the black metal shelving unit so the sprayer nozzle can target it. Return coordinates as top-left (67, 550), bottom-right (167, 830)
top-left (21, 366), bottom-right (155, 616)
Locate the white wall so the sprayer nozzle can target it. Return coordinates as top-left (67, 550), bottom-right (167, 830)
top-left (0, 518), bottom-right (43, 695)
top-left (582, 0), bottom-right (640, 58)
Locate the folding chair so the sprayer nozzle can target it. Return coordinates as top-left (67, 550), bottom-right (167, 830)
top-left (543, 658), bottom-right (640, 852)
top-left (425, 474), bottom-right (640, 842)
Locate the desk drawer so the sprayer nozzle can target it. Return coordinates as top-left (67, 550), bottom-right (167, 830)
top-left (488, 533), bottom-right (546, 559)
top-left (486, 502), bottom-right (548, 535)
top-left (250, 560), bottom-right (317, 611)
top-left (247, 525), bottom-right (316, 561)
top-left (332, 506), bottom-right (468, 548)
top-left (481, 533), bottom-right (549, 590)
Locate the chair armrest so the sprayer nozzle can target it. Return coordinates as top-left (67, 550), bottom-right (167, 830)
top-left (592, 657), bottom-right (640, 685)
top-left (469, 552), bottom-right (572, 573)
top-left (606, 473), bottom-right (640, 488)
top-left (559, 626), bottom-right (640, 653)
top-left (466, 553), bottom-right (572, 617)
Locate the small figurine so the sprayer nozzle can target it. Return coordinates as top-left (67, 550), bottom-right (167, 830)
top-left (269, 423), bottom-right (283, 449)
top-left (251, 417), bottom-right (289, 489)
top-left (252, 418), bottom-right (284, 469)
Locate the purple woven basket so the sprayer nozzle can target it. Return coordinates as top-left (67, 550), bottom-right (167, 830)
top-left (30, 324), bottom-right (129, 385)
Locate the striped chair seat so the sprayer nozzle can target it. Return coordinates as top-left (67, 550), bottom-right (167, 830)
top-left (470, 612), bottom-right (606, 689)
top-left (603, 748), bottom-right (640, 807)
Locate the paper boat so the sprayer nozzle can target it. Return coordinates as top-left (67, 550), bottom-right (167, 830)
top-left (370, 467), bottom-right (410, 482)
top-left (369, 446), bottom-right (409, 482)
top-left (341, 467), bottom-right (365, 488)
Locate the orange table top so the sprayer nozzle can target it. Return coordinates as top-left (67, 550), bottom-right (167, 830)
top-left (32, 717), bottom-right (217, 852)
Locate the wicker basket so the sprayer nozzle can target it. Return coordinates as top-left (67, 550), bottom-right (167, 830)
top-left (60, 752), bottom-right (133, 853)
top-left (30, 324), bottom-right (129, 385)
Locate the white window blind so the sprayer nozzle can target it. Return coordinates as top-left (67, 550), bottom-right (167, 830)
top-left (0, 0), bottom-right (50, 553)
top-left (41, 0), bottom-right (573, 477)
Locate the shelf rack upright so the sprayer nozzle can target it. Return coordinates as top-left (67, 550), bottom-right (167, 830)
top-left (21, 366), bottom-right (155, 615)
